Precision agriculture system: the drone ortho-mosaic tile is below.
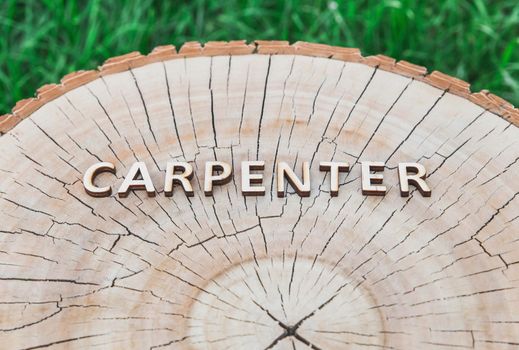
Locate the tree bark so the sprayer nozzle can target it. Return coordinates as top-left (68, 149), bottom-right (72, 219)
top-left (0, 41), bottom-right (518, 349)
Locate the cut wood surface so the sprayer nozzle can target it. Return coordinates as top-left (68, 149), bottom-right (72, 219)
top-left (0, 41), bottom-right (518, 349)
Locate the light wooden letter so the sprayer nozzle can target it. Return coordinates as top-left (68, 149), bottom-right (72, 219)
top-left (241, 161), bottom-right (265, 196)
top-left (398, 162), bottom-right (431, 197)
top-left (361, 161), bottom-right (386, 196)
top-left (319, 161), bottom-right (349, 196)
top-left (204, 161), bottom-right (233, 196)
top-left (118, 162), bottom-right (156, 198)
top-left (165, 162), bottom-right (194, 197)
top-left (277, 161), bottom-right (311, 197)
top-left (83, 162), bottom-right (116, 197)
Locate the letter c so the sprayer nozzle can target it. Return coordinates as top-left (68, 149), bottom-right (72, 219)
top-left (83, 162), bottom-right (116, 197)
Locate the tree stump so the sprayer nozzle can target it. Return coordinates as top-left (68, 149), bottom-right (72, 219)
top-left (0, 41), bottom-right (518, 349)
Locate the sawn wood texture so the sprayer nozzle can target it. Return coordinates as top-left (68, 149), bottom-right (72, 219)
top-left (0, 41), bottom-right (518, 349)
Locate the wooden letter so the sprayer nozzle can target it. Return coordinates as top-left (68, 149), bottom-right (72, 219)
top-left (319, 161), bottom-right (349, 196)
top-left (204, 161), bottom-right (232, 196)
top-left (241, 161), bottom-right (265, 196)
top-left (277, 161), bottom-right (311, 197)
top-left (398, 162), bottom-right (431, 197)
top-left (165, 162), bottom-right (194, 197)
top-left (83, 162), bottom-right (116, 197)
top-left (118, 162), bottom-right (156, 198)
top-left (361, 161), bottom-right (386, 196)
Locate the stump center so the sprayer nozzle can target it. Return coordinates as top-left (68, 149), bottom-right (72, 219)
top-left (186, 256), bottom-right (385, 348)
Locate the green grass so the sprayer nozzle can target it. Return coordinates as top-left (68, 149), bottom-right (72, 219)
top-left (1, 0), bottom-right (518, 114)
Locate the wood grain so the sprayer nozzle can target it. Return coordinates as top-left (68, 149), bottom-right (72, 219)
top-left (0, 44), bottom-right (518, 349)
